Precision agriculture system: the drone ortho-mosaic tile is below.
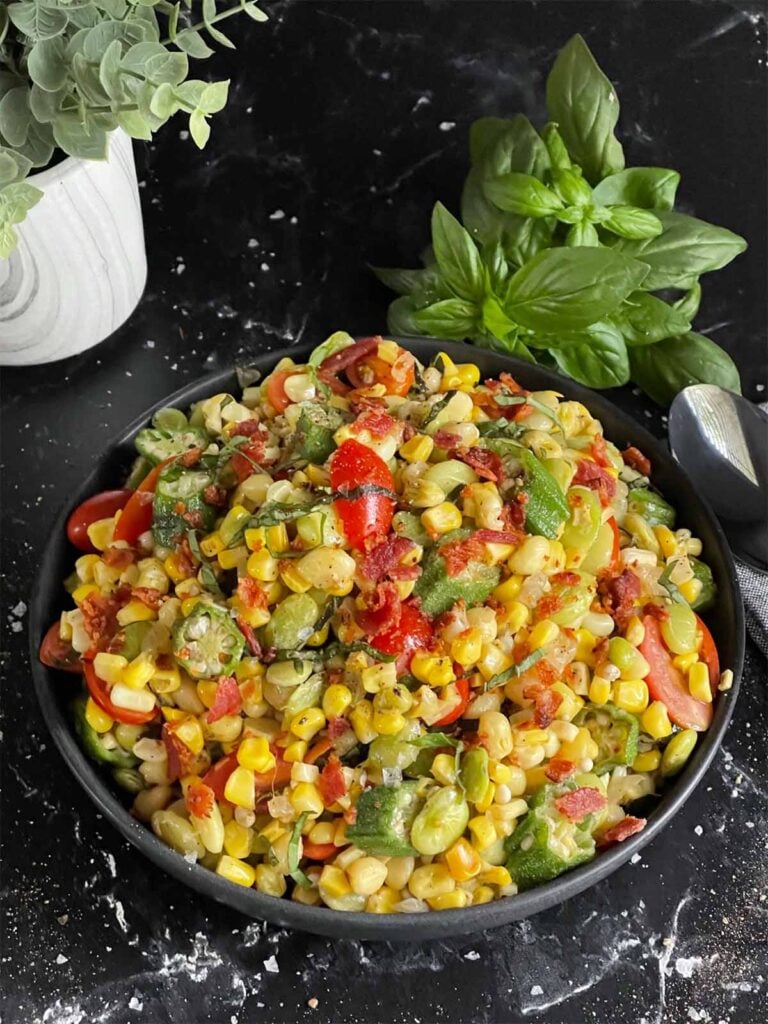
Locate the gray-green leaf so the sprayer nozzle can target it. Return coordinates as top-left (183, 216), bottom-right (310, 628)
top-left (545, 34), bottom-right (624, 184)
top-left (431, 202), bottom-right (485, 302)
top-left (52, 114), bottom-right (109, 160)
top-left (28, 38), bottom-right (69, 92)
top-left (7, 1), bottom-right (68, 41)
top-left (592, 167), bottom-right (680, 211)
top-left (629, 332), bottom-right (741, 406)
top-left (0, 88), bottom-right (31, 148)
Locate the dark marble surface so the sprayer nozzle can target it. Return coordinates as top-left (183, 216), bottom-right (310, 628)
top-left (2, 2), bottom-right (767, 1022)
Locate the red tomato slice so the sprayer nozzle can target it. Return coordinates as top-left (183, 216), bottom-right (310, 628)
top-left (266, 369), bottom-right (294, 413)
top-left (330, 439), bottom-right (395, 549)
top-left (639, 614), bottom-right (713, 731)
top-left (112, 460), bottom-right (169, 545)
top-left (83, 660), bottom-right (157, 725)
top-left (301, 841), bottom-right (337, 861)
top-left (695, 614), bottom-right (721, 690)
top-left (254, 756), bottom-right (293, 792)
top-left (67, 490), bottom-right (133, 552)
top-left (371, 600), bottom-right (432, 670)
top-left (434, 674), bottom-right (471, 727)
top-left (39, 622), bottom-right (82, 673)
top-left (202, 752), bottom-right (239, 801)
top-left (347, 349), bottom-right (416, 397)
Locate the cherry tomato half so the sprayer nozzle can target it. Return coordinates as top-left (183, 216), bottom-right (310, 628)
top-left (301, 842), bottom-right (337, 861)
top-left (67, 490), bottom-right (133, 552)
top-left (347, 349), bottom-right (416, 397)
top-left (434, 674), bottom-right (471, 727)
top-left (266, 369), bottom-right (294, 414)
top-left (112, 460), bottom-right (170, 545)
top-left (83, 660), bottom-right (157, 725)
top-left (331, 439), bottom-right (395, 550)
top-left (39, 622), bottom-right (82, 673)
top-left (695, 614), bottom-right (721, 690)
top-left (639, 614), bottom-right (713, 731)
top-left (371, 600), bottom-right (432, 670)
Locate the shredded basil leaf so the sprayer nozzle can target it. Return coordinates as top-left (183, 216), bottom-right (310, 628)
top-left (422, 391), bottom-right (454, 427)
top-left (483, 648), bottom-right (546, 692)
top-left (411, 731), bottom-right (461, 750)
top-left (288, 812), bottom-right (313, 889)
top-left (324, 641), bottom-right (397, 663)
top-left (252, 498), bottom-right (331, 528)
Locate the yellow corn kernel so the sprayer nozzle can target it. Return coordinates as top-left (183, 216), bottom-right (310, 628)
top-left (410, 864), bottom-right (456, 901)
top-left (445, 838), bottom-right (481, 882)
top-left (266, 523), bottom-right (289, 553)
top-left (612, 679), bottom-right (650, 714)
top-left (200, 532), bottom-right (225, 558)
top-left (85, 696), bottom-right (114, 733)
top-left (117, 600), bottom-right (156, 626)
top-left (467, 815), bottom-right (497, 851)
top-left (217, 545), bottom-right (248, 572)
top-left (162, 553), bottom-right (188, 584)
top-left (244, 527), bottom-right (266, 552)
top-left (654, 525), bottom-right (678, 559)
top-left (411, 651), bottom-right (455, 687)
top-left (181, 596), bottom-right (203, 618)
top-left (235, 659), bottom-right (265, 684)
top-left (319, 865), bottom-right (352, 900)
top-left (280, 562), bottom-right (312, 594)
top-left (421, 501), bottom-right (463, 537)
top-left (524, 766), bottom-right (549, 793)
top-left (493, 576), bottom-right (524, 603)
top-left (93, 652), bottom-right (128, 686)
top-left (72, 582), bottom-right (100, 605)
top-left (450, 628), bottom-right (483, 668)
top-left (223, 820), bottom-right (252, 860)
top-left (625, 616), bottom-right (645, 647)
top-left (224, 766), bottom-right (256, 809)
top-left (488, 762), bottom-right (511, 786)
top-left (253, 863), bottom-right (287, 898)
top-left (455, 363), bottom-right (481, 389)
top-left (550, 681), bottom-right (584, 721)
top-left (196, 680), bottom-right (219, 709)
top-left (366, 886), bottom-right (401, 914)
top-left (528, 619), bottom-right (559, 651)
top-left (688, 662), bottom-right (713, 703)
top-left (290, 707), bottom-right (326, 742)
top-left (349, 701), bottom-right (377, 744)
top-left (431, 753), bottom-right (457, 786)
top-left (471, 885), bottom-right (495, 906)
top-left (557, 727), bottom-right (598, 763)
top-left (474, 781), bottom-right (496, 814)
top-left (86, 517), bottom-right (115, 552)
top-left (477, 643), bottom-right (513, 682)
top-left (237, 736), bottom-right (276, 773)
top-left (307, 623), bottom-right (330, 646)
top-left (231, 597), bottom-right (271, 629)
top-left (175, 578), bottom-right (201, 600)
top-left (216, 855), bottom-right (256, 888)
top-left (148, 658), bottom-right (179, 693)
top-left (399, 434), bottom-right (434, 463)
top-left (246, 548), bottom-right (279, 582)
top-left (290, 782), bottom-right (324, 817)
top-left (633, 749), bottom-right (661, 773)
top-left (283, 739), bottom-right (308, 763)
top-left (428, 890), bottom-right (469, 911)
top-left (161, 706), bottom-right (186, 722)
top-left (673, 650), bottom-right (699, 673)
top-left (121, 652), bottom-right (156, 690)
top-left (589, 676), bottom-right (612, 705)
top-left (259, 819), bottom-right (287, 844)
top-left (502, 601), bottom-right (530, 633)
top-left (678, 577), bottom-right (702, 605)
top-left (479, 865), bottom-right (512, 888)
top-left (641, 701), bottom-right (673, 740)
top-left (574, 628), bottom-right (598, 666)
top-left (322, 684), bottom-right (353, 718)
top-left (176, 717), bottom-right (205, 754)
top-left (372, 709), bottom-right (406, 736)
top-left (360, 662), bottom-right (398, 693)
top-left (718, 669), bottom-right (734, 692)
top-left (75, 554), bottom-right (101, 583)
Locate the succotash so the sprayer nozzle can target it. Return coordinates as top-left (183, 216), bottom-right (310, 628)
top-left (40, 333), bottom-right (729, 913)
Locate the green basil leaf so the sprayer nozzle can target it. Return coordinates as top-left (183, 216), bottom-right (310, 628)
top-left (539, 122), bottom-right (572, 170)
top-left (412, 297), bottom-right (478, 339)
top-left (592, 167), bottom-right (680, 211)
top-left (545, 34), bottom-right (624, 184)
top-left (504, 217), bottom-right (555, 268)
top-left (504, 247), bottom-right (648, 332)
top-left (484, 172), bottom-right (564, 218)
top-left (602, 205), bottom-right (663, 240)
top-left (372, 266), bottom-right (440, 296)
top-left (482, 241), bottom-right (509, 294)
top-left (411, 732), bottom-right (461, 750)
top-left (564, 220), bottom-right (600, 247)
top-left (387, 295), bottom-right (422, 337)
top-left (614, 291), bottom-right (691, 347)
top-left (611, 211), bottom-right (747, 290)
top-left (672, 282), bottom-right (702, 322)
top-left (629, 332), bottom-right (741, 406)
top-left (481, 295), bottom-right (517, 343)
top-left (550, 321), bottom-right (630, 388)
top-left (288, 812), bottom-right (313, 888)
top-left (483, 648), bottom-right (546, 691)
top-left (325, 641), bottom-right (397, 663)
top-left (482, 114), bottom-right (551, 180)
top-left (469, 116), bottom-right (515, 165)
top-left (550, 167), bottom-right (592, 207)
top-left (431, 202), bottom-right (485, 302)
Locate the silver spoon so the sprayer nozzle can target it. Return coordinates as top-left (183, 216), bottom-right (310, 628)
top-left (669, 384), bottom-right (768, 572)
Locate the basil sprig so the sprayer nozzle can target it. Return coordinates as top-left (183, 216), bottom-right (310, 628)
top-left (374, 34), bottom-right (746, 405)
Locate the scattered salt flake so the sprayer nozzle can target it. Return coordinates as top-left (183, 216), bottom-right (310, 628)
top-left (746, 821), bottom-right (755, 828)
top-left (464, 950), bottom-right (480, 961)
top-left (144, 339), bottom-right (156, 349)
top-left (260, 262), bottom-right (270, 271)
top-left (269, 209), bottom-right (285, 220)
top-left (184, 852), bottom-right (198, 864)
top-left (11, 601), bottom-right (26, 617)
top-left (308, 998), bottom-right (319, 1009)
top-left (264, 955), bottom-right (279, 973)
top-left (630, 853), bottom-right (642, 864)
top-left (128, 996), bottom-right (143, 1011)
top-left (247, 238), bottom-right (259, 249)
top-left (694, 825), bottom-right (704, 836)
top-left (530, 984), bottom-right (544, 996)
top-left (55, 954), bottom-right (69, 965)
top-left (57, 914), bottom-right (69, 925)
top-left (176, 264), bottom-right (186, 275)
top-left (179, 130), bottom-right (189, 141)
top-left (756, 383), bottom-right (765, 392)
top-left (10, 621), bottom-right (22, 632)
top-left (675, 956), bottom-right (703, 978)
top-left (439, 121), bottom-right (456, 131)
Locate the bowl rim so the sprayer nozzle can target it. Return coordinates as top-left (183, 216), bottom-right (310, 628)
top-left (28, 336), bottom-right (745, 940)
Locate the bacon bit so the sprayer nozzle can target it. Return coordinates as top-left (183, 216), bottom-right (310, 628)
top-left (499, 372), bottom-right (528, 395)
top-left (232, 419), bottom-right (264, 438)
top-left (132, 587), bottom-right (164, 611)
top-left (355, 581), bottom-right (402, 635)
top-left (589, 434), bottom-right (612, 468)
top-left (441, 535), bottom-right (487, 576)
top-left (328, 716), bottom-right (352, 743)
top-left (185, 781), bottom-right (215, 819)
top-left (402, 422), bottom-right (416, 443)
top-left (457, 446), bottom-right (504, 483)
top-left (474, 528), bottom-right (523, 546)
top-left (572, 459), bottom-right (617, 506)
top-left (545, 758), bottom-right (576, 783)
top-left (552, 571), bottom-right (581, 587)
top-left (433, 429), bottom-right (460, 451)
top-left (102, 546), bottom-right (135, 570)
top-left (534, 661), bottom-right (559, 691)
top-left (353, 408), bottom-right (398, 438)
top-left (536, 594), bottom-right (563, 619)
top-left (500, 497), bottom-right (527, 532)
top-left (237, 576), bottom-right (267, 610)
top-left (598, 815), bottom-right (647, 847)
top-left (343, 805), bottom-right (358, 825)
top-left (203, 484), bottom-right (228, 508)
top-left (623, 446), bottom-right (651, 477)
top-left (182, 510), bottom-right (204, 529)
top-left (360, 535), bottom-right (420, 584)
top-left (230, 422), bottom-right (274, 481)
top-left (598, 569), bottom-right (642, 628)
top-left (237, 618), bottom-right (262, 657)
top-left (318, 337), bottom-right (379, 394)
top-left (318, 753), bottom-right (347, 806)
top-left (533, 684), bottom-right (562, 725)
top-left (554, 787), bottom-right (607, 823)
top-left (179, 447), bottom-right (204, 467)
top-left (81, 593), bottom-right (121, 648)
top-left (177, 535), bottom-right (198, 577)
top-left (643, 602), bottom-right (670, 622)
top-left (162, 723), bottom-right (198, 782)
top-left (207, 675), bottom-right (242, 723)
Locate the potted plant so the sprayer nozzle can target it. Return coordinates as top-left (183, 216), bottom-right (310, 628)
top-left (0, 0), bottom-right (266, 365)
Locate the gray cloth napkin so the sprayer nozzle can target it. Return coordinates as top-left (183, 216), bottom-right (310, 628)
top-left (735, 559), bottom-right (768, 658)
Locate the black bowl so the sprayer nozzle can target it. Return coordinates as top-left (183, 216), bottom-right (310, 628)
top-left (29, 337), bottom-right (744, 940)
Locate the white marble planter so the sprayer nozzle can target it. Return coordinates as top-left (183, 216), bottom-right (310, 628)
top-left (0, 129), bottom-right (147, 365)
